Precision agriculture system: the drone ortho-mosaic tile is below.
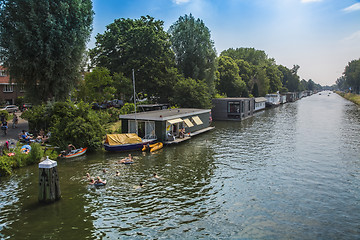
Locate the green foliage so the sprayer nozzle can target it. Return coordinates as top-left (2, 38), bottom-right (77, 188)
top-left (0, 143), bottom-right (44, 176)
top-left (266, 65), bottom-right (283, 93)
top-left (76, 67), bottom-right (116, 103)
top-left (49, 101), bottom-right (105, 151)
top-left (22, 101), bottom-right (105, 151)
top-left (27, 143), bottom-right (43, 165)
top-left (217, 56), bottom-right (247, 97)
top-left (90, 15), bottom-right (177, 102)
top-left (0, 0), bottom-right (94, 103)
top-left (343, 58), bottom-right (360, 94)
top-left (278, 65), bottom-right (300, 92)
top-left (172, 77), bottom-right (211, 108)
top-left (119, 103), bottom-right (135, 115)
top-left (169, 14), bottom-right (217, 94)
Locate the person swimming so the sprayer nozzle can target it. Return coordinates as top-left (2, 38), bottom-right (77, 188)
top-left (119, 154), bottom-right (134, 164)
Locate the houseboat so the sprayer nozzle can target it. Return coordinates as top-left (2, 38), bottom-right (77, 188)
top-left (254, 97), bottom-right (266, 112)
top-left (119, 108), bottom-right (214, 145)
top-left (265, 93), bottom-right (281, 107)
top-left (211, 98), bottom-right (255, 121)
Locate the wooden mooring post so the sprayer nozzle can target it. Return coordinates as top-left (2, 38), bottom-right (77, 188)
top-left (38, 156), bottom-right (61, 203)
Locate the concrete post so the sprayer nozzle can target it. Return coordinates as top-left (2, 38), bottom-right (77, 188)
top-left (38, 156), bottom-right (61, 203)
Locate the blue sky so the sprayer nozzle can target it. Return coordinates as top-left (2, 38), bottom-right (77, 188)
top-left (90, 0), bottom-right (360, 86)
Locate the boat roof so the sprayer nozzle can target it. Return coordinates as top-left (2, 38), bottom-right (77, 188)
top-left (119, 108), bottom-right (210, 121)
top-left (255, 97), bottom-right (267, 102)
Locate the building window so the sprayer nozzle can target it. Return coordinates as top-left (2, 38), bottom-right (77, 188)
top-left (228, 102), bottom-right (240, 113)
top-left (0, 70), bottom-right (6, 77)
top-left (3, 84), bottom-right (13, 92)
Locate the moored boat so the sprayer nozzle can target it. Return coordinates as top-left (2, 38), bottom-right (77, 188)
top-left (59, 147), bottom-right (87, 159)
top-left (104, 133), bottom-right (156, 152)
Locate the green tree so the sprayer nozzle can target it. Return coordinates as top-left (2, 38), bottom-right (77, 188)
top-left (76, 67), bottom-right (116, 103)
top-left (168, 14), bottom-right (217, 94)
top-left (344, 59), bottom-right (360, 94)
top-left (253, 67), bottom-right (270, 96)
top-left (90, 16), bottom-right (177, 102)
top-left (221, 48), bottom-right (271, 66)
top-left (0, 0), bottom-right (93, 103)
top-left (336, 76), bottom-right (347, 91)
top-left (217, 56), bottom-right (247, 97)
top-left (266, 65), bottom-right (283, 93)
top-left (172, 77), bottom-right (211, 108)
top-left (278, 65), bottom-right (300, 92)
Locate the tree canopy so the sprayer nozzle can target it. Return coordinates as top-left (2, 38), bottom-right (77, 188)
top-left (0, 0), bottom-right (93, 103)
top-left (90, 16), bottom-right (177, 102)
top-left (168, 14), bottom-right (217, 94)
top-left (217, 56), bottom-right (247, 97)
top-left (343, 59), bottom-right (360, 94)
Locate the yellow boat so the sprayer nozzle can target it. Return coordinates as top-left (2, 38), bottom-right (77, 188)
top-left (142, 142), bottom-right (163, 152)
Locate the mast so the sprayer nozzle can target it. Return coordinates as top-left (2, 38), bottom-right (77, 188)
top-left (132, 69), bottom-right (138, 135)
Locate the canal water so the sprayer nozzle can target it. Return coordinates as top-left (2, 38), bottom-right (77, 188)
top-left (0, 92), bottom-right (359, 239)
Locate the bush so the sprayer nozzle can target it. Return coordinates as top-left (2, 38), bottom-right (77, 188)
top-left (27, 143), bottom-right (43, 165)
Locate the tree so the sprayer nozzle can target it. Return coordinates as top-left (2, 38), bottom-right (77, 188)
top-left (168, 14), bottom-right (217, 94)
top-left (76, 67), bottom-right (116, 103)
top-left (344, 59), bottom-right (360, 94)
top-left (217, 56), bottom-right (247, 97)
top-left (336, 76), bottom-right (347, 91)
top-left (278, 65), bottom-right (300, 92)
top-left (90, 16), bottom-right (177, 102)
top-left (172, 77), bottom-right (211, 108)
top-left (221, 48), bottom-right (271, 66)
top-left (266, 64), bottom-right (283, 93)
top-left (0, 0), bottom-right (93, 103)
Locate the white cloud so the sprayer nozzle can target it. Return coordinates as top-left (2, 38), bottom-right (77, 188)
top-left (173, 0), bottom-right (191, 5)
top-left (301, 0), bottom-right (322, 3)
top-left (342, 30), bottom-right (360, 42)
top-left (343, 3), bottom-right (360, 12)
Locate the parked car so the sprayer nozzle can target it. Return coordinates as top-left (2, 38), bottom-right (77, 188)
top-left (0, 105), bottom-right (19, 113)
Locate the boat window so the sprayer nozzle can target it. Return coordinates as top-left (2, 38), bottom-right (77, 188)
top-left (192, 116), bottom-right (203, 125)
top-left (228, 102), bottom-right (240, 113)
top-left (183, 118), bottom-right (194, 128)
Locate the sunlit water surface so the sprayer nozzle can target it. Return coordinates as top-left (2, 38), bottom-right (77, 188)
top-left (0, 93), bottom-right (359, 239)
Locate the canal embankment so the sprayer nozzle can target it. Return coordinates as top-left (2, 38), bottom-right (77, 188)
top-left (336, 91), bottom-right (360, 105)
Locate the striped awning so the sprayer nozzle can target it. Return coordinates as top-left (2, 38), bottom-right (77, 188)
top-left (167, 118), bottom-right (183, 124)
top-left (183, 118), bottom-right (194, 127)
top-left (192, 116), bottom-right (203, 125)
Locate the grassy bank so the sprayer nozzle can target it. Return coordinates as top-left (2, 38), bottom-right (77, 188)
top-left (0, 143), bottom-right (58, 177)
top-left (336, 91), bottom-right (360, 105)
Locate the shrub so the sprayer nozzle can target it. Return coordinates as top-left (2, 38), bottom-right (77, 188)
top-left (27, 143), bottom-right (43, 165)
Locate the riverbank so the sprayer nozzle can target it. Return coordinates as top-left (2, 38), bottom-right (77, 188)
top-left (336, 91), bottom-right (360, 105)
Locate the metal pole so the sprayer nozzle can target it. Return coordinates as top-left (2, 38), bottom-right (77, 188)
top-left (132, 69), bottom-right (138, 135)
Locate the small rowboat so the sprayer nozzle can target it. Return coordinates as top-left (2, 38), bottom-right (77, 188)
top-left (59, 147), bottom-right (87, 159)
top-left (142, 142), bottom-right (163, 152)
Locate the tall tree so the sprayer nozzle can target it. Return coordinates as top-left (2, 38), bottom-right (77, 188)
top-left (0, 0), bottom-right (93, 103)
top-left (76, 67), bottom-right (116, 103)
top-left (266, 64), bottom-right (283, 93)
top-left (168, 14), bottom-right (217, 94)
top-left (90, 16), bottom-right (177, 102)
top-left (344, 59), bottom-right (360, 94)
top-left (217, 56), bottom-right (247, 97)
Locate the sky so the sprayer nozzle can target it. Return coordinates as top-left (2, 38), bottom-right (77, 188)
top-left (89, 0), bottom-right (360, 86)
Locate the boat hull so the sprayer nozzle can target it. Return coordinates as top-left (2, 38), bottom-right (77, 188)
top-left (104, 139), bottom-right (156, 152)
top-left (59, 148), bottom-right (87, 159)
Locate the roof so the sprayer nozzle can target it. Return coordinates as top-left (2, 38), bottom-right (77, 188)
top-left (212, 97), bottom-right (254, 101)
top-left (255, 97), bottom-right (267, 102)
top-left (119, 108), bottom-right (210, 121)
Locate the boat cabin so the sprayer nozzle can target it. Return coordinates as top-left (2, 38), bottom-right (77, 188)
top-left (254, 97), bottom-right (266, 112)
top-left (265, 93), bottom-right (281, 107)
top-left (211, 98), bottom-right (255, 121)
top-left (119, 108), bottom-right (213, 143)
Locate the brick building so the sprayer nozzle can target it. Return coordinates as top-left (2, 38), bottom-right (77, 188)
top-left (0, 66), bottom-right (25, 105)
